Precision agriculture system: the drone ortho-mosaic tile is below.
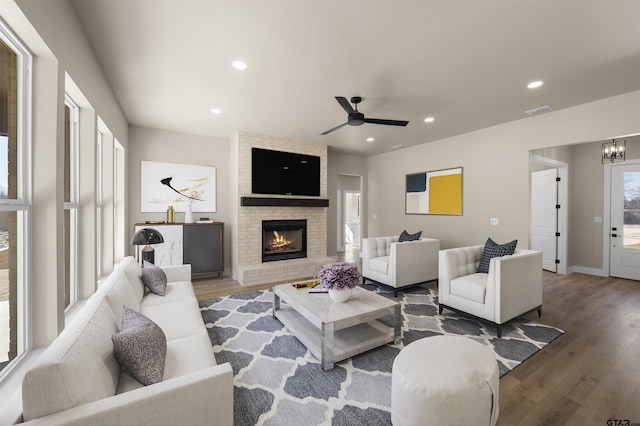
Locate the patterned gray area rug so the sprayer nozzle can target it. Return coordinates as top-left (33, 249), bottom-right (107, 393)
top-left (199, 284), bottom-right (563, 426)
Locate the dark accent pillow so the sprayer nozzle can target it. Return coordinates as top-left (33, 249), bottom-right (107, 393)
top-left (399, 230), bottom-right (422, 242)
top-left (141, 260), bottom-right (167, 296)
top-left (112, 306), bottom-right (167, 386)
top-left (477, 238), bottom-right (517, 273)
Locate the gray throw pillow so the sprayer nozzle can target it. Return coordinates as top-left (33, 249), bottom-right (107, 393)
top-left (112, 306), bottom-right (167, 385)
top-left (477, 238), bottom-right (517, 273)
top-left (399, 230), bottom-right (422, 242)
top-left (141, 260), bottom-right (167, 296)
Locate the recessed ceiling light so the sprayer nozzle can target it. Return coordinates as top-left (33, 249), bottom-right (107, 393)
top-left (424, 117), bottom-right (435, 123)
top-left (527, 80), bottom-right (543, 89)
top-left (392, 144), bottom-right (405, 149)
top-left (366, 137), bottom-right (375, 142)
top-left (232, 60), bottom-right (247, 70)
top-left (210, 108), bottom-right (222, 114)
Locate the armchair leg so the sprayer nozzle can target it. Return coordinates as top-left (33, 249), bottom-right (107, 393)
top-left (394, 289), bottom-right (398, 297)
top-left (438, 304), bottom-right (444, 315)
top-left (537, 306), bottom-right (542, 317)
top-left (496, 325), bottom-right (502, 338)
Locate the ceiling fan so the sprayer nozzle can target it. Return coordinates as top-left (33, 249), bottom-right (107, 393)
top-left (321, 96), bottom-right (409, 135)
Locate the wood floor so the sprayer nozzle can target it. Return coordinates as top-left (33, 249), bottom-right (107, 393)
top-left (193, 263), bottom-right (640, 426)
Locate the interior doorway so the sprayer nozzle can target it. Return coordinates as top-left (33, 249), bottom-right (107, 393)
top-left (530, 155), bottom-right (568, 274)
top-left (344, 190), bottom-right (360, 247)
top-left (336, 174), bottom-right (362, 260)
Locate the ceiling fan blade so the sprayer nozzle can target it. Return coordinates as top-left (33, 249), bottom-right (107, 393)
top-left (364, 118), bottom-right (409, 127)
top-left (335, 97), bottom-right (355, 114)
top-left (320, 122), bottom-right (349, 135)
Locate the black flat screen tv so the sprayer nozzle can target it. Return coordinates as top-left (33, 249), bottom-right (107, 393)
top-left (251, 148), bottom-right (321, 196)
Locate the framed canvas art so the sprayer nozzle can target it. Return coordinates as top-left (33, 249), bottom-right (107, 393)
top-left (141, 161), bottom-right (216, 212)
top-left (406, 167), bottom-right (462, 215)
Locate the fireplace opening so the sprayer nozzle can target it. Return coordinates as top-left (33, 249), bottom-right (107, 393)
top-left (262, 219), bottom-right (307, 262)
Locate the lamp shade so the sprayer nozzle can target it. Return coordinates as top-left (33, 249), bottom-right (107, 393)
top-left (130, 228), bottom-right (165, 246)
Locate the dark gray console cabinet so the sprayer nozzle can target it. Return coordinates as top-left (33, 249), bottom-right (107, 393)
top-left (183, 223), bottom-right (224, 279)
top-left (134, 222), bottom-right (224, 279)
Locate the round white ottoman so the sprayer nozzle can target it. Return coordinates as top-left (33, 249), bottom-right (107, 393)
top-left (391, 335), bottom-right (499, 426)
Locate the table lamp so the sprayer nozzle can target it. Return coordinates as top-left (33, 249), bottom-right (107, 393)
top-left (130, 228), bottom-right (164, 264)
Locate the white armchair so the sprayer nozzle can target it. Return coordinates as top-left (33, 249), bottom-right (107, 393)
top-left (362, 236), bottom-right (440, 296)
top-left (438, 245), bottom-right (543, 337)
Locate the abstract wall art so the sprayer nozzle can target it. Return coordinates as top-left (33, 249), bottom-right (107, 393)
top-left (406, 167), bottom-right (462, 215)
top-left (141, 161), bottom-right (216, 212)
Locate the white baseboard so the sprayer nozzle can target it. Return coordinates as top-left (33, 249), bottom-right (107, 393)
top-left (567, 265), bottom-right (607, 277)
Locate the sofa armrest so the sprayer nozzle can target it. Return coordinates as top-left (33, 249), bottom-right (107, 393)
top-left (20, 363), bottom-right (233, 426)
top-left (438, 245), bottom-right (484, 304)
top-left (489, 249), bottom-right (543, 324)
top-left (161, 264), bottom-right (192, 283)
top-left (390, 238), bottom-right (440, 286)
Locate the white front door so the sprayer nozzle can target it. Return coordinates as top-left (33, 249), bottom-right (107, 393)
top-left (531, 169), bottom-right (558, 272)
top-left (609, 163), bottom-right (640, 280)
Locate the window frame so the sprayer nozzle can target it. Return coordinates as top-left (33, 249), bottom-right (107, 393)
top-left (63, 95), bottom-right (79, 310)
top-left (96, 130), bottom-right (102, 280)
top-left (0, 17), bottom-right (32, 377)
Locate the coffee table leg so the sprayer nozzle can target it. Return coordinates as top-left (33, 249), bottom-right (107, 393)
top-left (321, 322), bottom-right (335, 370)
top-left (273, 291), bottom-right (280, 319)
top-left (394, 304), bottom-right (401, 345)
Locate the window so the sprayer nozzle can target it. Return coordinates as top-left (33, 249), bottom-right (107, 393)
top-left (113, 140), bottom-right (125, 261)
top-left (64, 96), bottom-right (79, 309)
top-left (96, 122), bottom-right (125, 279)
top-left (96, 130), bottom-right (102, 279)
top-left (0, 19), bottom-right (32, 375)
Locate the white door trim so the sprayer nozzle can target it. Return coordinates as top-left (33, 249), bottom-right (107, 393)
top-left (602, 158), bottom-right (640, 277)
top-left (530, 154), bottom-right (568, 274)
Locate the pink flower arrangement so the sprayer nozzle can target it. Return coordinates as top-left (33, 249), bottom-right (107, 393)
top-left (318, 262), bottom-right (361, 290)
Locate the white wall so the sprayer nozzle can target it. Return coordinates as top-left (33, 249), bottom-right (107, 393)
top-left (367, 90), bottom-right (640, 270)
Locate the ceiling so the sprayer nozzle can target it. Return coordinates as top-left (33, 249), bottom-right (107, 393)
top-left (70, 0), bottom-right (640, 156)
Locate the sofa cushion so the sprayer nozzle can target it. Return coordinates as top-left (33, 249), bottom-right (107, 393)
top-left (399, 229), bottom-right (422, 242)
top-left (112, 307), bottom-right (167, 386)
top-left (142, 260), bottom-right (167, 296)
top-left (105, 274), bottom-right (141, 325)
top-left (450, 273), bottom-right (488, 304)
top-left (116, 332), bottom-right (216, 394)
top-left (142, 300), bottom-right (208, 341)
top-left (21, 298), bottom-right (121, 421)
top-left (369, 256), bottom-right (390, 275)
top-left (141, 281), bottom-right (197, 307)
top-left (477, 238), bottom-right (517, 273)
top-left (122, 257), bottom-right (146, 302)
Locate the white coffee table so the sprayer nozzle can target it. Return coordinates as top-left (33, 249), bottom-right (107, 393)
top-left (273, 282), bottom-right (401, 370)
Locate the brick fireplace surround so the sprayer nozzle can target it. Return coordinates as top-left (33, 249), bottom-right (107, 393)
top-left (233, 132), bottom-right (334, 286)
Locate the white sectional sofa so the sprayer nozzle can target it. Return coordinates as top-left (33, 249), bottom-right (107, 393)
top-left (362, 236), bottom-right (440, 296)
top-left (14, 256), bottom-right (233, 425)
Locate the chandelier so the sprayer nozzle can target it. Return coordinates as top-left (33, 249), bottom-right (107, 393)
top-left (602, 139), bottom-right (626, 164)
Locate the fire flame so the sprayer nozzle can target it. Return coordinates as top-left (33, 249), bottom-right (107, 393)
top-left (270, 231), bottom-right (293, 251)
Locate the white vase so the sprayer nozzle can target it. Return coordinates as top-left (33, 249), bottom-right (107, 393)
top-left (328, 287), bottom-right (352, 303)
top-left (184, 204), bottom-right (194, 223)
